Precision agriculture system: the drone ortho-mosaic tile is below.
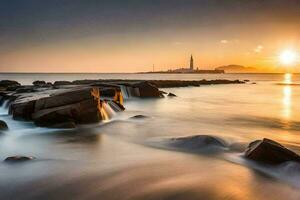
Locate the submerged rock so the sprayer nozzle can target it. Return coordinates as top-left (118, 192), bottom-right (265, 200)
top-left (167, 93), bottom-right (177, 97)
top-left (169, 135), bottom-right (227, 150)
top-left (130, 115), bottom-right (149, 119)
top-left (4, 156), bottom-right (35, 163)
top-left (0, 120), bottom-right (8, 130)
top-left (245, 138), bottom-right (300, 165)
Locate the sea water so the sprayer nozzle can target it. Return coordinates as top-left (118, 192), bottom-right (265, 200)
top-left (0, 73), bottom-right (299, 200)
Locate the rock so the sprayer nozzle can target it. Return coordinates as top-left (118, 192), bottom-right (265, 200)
top-left (49, 121), bottom-right (76, 129)
top-left (34, 88), bottom-right (93, 112)
top-left (32, 99), bottom-right (101, 127)
top-left (0, 80), bottom-right (21, 89)
top-left (15, 86), bottom-right (36, 93)
top-left (251, 82), bottom-right (257, 84)
top-left (167, 93), bottom-right (177, 97)
top-left (169, 135), bottom-right (227, 150)
top-left (107, 101), bottom-right (125, 112)
top-left (0, 120), bottom-right (8, 130)
top-left (53, 81), bottom-right (72, 86)
top-left (100, 88), bottom-right (117, 97)
top-left (10, 99), bottom-right (37, 120)
top-left (130, 115), bottom-right (149, 119)
top-left (33, 80), bottom-right (46, 86)
top-left (132, 81), bottom-right (163, 98)
top-left (245, 138), bottom-right (300, 165)
top-left (4, 156), bottom-right (35, 163)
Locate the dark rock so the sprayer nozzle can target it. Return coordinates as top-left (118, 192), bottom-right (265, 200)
top-left (34, 88), bottom-right (93, 112)
top-left (132, 81), bottom-right (163, 98)
top-left (10, 100), bottom-right (36, 120)
top-left (0, 120), bottom-right (8, 130)
top-left (33, 80), bottom-right (46, 86)
top-left (32, 99), bottom-right (101, 127)
top-left (107, 100), bottom-right (125, 112)
top-left (53, 81), bottom-right (72, 86)
top-left (4, 156), bottom-right (35, 163)
top-left (169, 135), bottom-right (227, 150)
top-left (15, 86), bottom-right (36, 93)
top-left (100, 88), bottom-right (117, 97)
top-left (167, 93), bottom-right (177, 97)
top-left (0, 80), bottom-right (21, 89)
top-left (130, 115), bottom-right (149, 119)
top-left (245, 138), bottom-right (300, 165)
top-left (251, 82), bottom-right (257, 84)
top-left (49, 122), bottom-right (76, 129)
top-left (244, 79), bottom-right (250, 82)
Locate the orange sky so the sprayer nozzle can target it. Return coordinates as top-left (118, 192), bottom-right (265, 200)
top-left (1, 0), bottom-right (300, 73)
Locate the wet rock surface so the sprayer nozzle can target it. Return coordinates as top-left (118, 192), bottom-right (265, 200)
top-left (0, 120), bottom-right (8, 130)
top-left (132, 81), bottom-right (163, 98)
top-left (0, 79), bottom-right (244, 128)
top-left (245, 138), bottom-right (300, 165)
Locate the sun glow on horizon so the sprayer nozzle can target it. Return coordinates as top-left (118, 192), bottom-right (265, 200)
top-left (279, 50), bottom-right (297, 66)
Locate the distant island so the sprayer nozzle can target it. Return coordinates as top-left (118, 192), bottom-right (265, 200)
top-left (215, 65), bottom-right (258, 73)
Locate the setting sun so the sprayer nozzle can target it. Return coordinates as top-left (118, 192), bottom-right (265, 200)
top-left (279, 50), bottom-right (297, 66)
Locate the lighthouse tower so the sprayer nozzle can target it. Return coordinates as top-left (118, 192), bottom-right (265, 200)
top-left (190, 54), bottom-right (194, 70)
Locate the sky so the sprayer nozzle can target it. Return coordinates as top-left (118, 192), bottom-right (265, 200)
top-left (1, 0), bottom-right (300, 73)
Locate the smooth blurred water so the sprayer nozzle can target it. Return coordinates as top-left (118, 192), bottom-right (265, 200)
top-left (0, 73), bottom-right (300, 200)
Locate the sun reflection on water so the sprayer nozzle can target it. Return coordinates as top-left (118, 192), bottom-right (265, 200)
top-left (282, 73), bottom-right (292, 129)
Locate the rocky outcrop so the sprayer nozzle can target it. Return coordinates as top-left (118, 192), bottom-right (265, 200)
top-left (245, 138), bottom-right (300, 165)
top-left (4, 156), bottom-right (35, 163)
top-left (0, 120), bottom-right (8, 130)
top-left (1, 78), bottom-right (244, 128)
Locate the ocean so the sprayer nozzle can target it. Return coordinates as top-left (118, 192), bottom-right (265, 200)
top-left (0, 73), bottom-right (300, 200)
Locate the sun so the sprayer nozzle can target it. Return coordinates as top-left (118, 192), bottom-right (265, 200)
top-left (279, 50), bottom-right (297, 65)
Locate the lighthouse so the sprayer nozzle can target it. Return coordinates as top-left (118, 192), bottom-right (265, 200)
top-left (190, 54), bottom-right (194, 70)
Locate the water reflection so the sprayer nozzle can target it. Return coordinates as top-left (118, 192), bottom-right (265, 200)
top-left (282, 73), bottom-right (292, 128)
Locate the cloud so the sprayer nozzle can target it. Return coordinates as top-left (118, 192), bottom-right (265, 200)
top-left (173, 41), bottom-right (183, 46)
top-left (220, 40), bottom-right (228, 44)
top-left (254, 45), bottom-right (264, 53)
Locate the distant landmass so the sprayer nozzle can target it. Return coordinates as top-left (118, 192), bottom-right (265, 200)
top-left (215, 65), bottom-right (258, 73)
